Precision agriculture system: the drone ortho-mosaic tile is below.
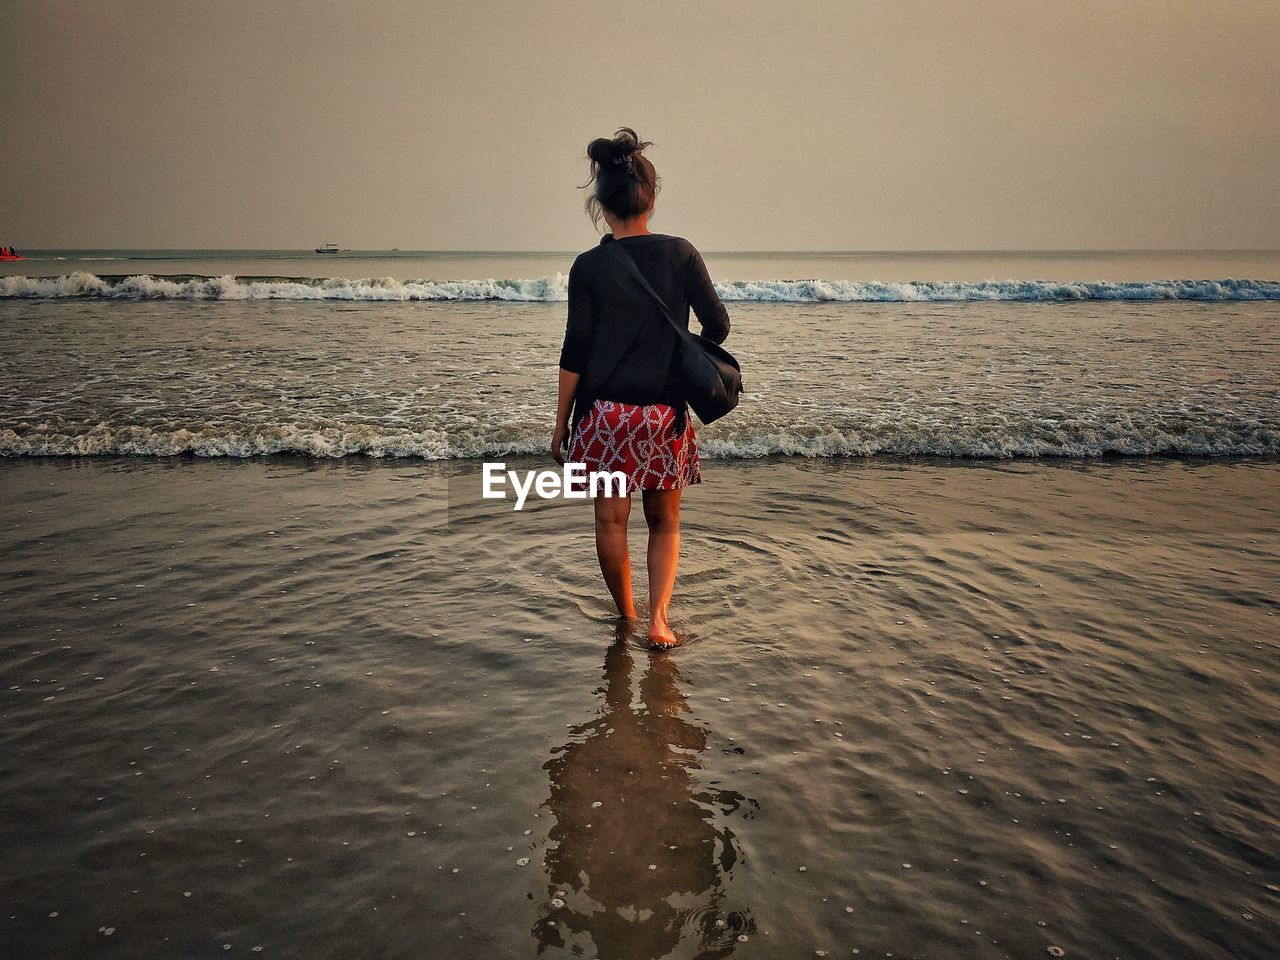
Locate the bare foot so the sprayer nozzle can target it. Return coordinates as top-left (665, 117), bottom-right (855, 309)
top-left (647, 616), bottom-right (678, 649)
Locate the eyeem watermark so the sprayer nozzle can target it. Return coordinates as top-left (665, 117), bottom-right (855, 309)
top-left (482, 462), bottom-right (626, 510)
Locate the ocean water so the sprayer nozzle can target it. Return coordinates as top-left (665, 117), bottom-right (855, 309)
top-left (1, 249), bottom-right (1278, 459)
top-left (1, 455), bottom-right (1276, 959)
top-left (2, 250), bottom-right (1278, 959)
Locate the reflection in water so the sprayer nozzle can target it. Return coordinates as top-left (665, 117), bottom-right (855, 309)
top-left (533, 629), bottom-right (758, 959)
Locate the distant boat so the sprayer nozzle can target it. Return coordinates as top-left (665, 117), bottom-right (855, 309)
top-left (0, 244), bottom-right (23, 261)
top-left (314, 242), bottom-right (346, 254)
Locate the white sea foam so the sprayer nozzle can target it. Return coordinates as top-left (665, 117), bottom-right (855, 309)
top-left (3, 272), bottom-right (1279, 302)
top-left (714, 277), bottom-right (1280, 302)
top-left (3, 417), bottom-right (1275, 460)
top-left (0, 272), bottom-right (570, 302)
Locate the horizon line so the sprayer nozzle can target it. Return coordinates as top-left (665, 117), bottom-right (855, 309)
top-left (10, 246), bottom-right (1280, 256)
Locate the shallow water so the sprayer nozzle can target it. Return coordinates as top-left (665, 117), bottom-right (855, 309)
top-left (2, 296), bottom-right (1277, 458)
top-left (1, 456), bottom-right (1276, 959)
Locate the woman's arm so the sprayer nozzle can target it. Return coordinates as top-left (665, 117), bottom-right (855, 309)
top-left (551, 367), bottom-right (580, 465)
top-left (558, 256), bottom-right (593, 373)
top-left (553, 259), bottom-right (591, 464)
top-left (685, 245), bottom-right (731, 344)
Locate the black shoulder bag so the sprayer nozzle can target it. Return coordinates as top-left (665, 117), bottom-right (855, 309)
top-left (602, 239), bottom-right (743, 426)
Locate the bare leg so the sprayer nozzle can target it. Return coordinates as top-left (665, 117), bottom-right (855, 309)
top-left (594, 491), bottom-right (636, 618)
top-left (642, 488), bottom-right (682, 646)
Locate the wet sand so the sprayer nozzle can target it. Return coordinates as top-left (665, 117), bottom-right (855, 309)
top-left (1, 456), bottom-right (1277, 959)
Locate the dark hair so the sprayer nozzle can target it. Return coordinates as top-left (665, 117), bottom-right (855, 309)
top-left (582, 127), bottom-right (659, 230)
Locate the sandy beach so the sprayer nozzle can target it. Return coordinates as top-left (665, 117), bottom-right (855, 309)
top-left (2, 454), bottom-right (1276, 958)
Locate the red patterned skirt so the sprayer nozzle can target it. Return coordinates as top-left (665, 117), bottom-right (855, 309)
top-left (567, 399), bottom-right (701, 492)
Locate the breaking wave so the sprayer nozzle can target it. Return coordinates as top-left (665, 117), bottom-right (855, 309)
top-left (3, 417), bottom-right (1276, 460)
top-left (3, 272), bottom-right (1279, 302)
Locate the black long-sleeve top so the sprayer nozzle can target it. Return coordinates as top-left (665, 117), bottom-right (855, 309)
top-left (559, 233), bottom-right (731, 417)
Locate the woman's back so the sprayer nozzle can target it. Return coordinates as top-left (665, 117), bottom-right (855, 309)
top-left (561, 232), bottom-right (730, 408)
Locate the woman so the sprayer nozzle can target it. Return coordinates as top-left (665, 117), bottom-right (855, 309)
top-left (552, 127), bottom-right (731, 648)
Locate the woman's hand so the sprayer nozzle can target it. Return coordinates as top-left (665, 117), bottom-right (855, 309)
top-left (551, 421), bottom-right (569, 465)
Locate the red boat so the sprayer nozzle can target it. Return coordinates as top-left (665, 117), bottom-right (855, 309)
top-left (0, 245), bottom-right (24, 261)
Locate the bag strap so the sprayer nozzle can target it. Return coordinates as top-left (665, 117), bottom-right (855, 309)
top-left (602, 238), bottom-right (695, 345)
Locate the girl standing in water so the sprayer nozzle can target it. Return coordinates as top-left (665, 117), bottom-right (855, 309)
top-left (552, 127), bottom-right (731, 648)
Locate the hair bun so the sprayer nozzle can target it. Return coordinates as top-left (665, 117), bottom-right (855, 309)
top-left (587, 137), bottom-right (619, 166)
top-left (588, 129), bottom-right (646, 168)
top-left (581, 127), bottom-right (658, 229)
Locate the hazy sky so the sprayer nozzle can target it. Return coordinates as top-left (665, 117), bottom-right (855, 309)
top-left (2, 0), bottom-right (1278, 251)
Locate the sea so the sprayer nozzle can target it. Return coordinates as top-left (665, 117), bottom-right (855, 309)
top-left (1, 248), bottom-right (1277, 959)
top-left (1, 247), bottom-right (1278, 459)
